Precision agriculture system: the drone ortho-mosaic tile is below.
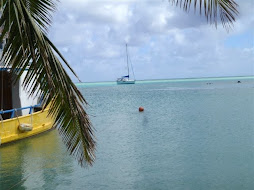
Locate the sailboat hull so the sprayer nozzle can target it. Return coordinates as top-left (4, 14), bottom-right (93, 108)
top-left (117, 80), bottom-right (135, 84)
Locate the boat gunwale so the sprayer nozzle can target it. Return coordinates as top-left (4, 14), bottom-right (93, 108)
top-left (0, 108), bottom-right (51, 123)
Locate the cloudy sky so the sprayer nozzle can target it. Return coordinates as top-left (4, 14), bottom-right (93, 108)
top-left (48, 0), bottom-right (254, 82)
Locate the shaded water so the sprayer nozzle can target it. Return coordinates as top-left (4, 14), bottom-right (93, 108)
top-left (1, 78), bottom-right (254, 190)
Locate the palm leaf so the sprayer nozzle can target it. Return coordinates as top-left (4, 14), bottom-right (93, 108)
top-left (0, 0), bottom-right (95, 166)
top-left (169, 0), bottom-right (239, 30)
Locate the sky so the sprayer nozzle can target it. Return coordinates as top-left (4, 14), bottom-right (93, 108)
top-left (48, 0), bottom-right (254, 82)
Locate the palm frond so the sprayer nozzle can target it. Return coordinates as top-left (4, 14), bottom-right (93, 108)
top-left (169, 0), bottom-right (239, 30)
top-left (0, 0), bottom-right (95, 166)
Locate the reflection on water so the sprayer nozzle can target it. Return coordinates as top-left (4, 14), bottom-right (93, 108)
top-left (0, 130), bottom-right (73, 189)
top-left (141, 115), bottom-right (148, 127)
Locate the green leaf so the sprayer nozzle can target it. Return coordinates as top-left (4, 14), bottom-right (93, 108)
top-left (0, 0), bottom-right (95, 167)
top-left (169, 0), bottom-right (238, 30)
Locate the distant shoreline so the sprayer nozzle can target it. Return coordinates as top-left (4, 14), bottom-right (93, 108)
top-left (137, 75), bottom-right (254, 82)
top-left (75, 75), bottom-right (254, 86)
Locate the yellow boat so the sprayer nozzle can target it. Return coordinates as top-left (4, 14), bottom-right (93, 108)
top-left (0, 68), bottom-right (54, 145)
top-left (0, 107), bottom-right (54, 145)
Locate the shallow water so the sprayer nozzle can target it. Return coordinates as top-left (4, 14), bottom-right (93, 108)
top-left (1, 78), bottom-right (254, 190)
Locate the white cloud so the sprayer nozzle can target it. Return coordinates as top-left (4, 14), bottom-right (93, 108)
top-left (49, 0), bottom-right (254, 82)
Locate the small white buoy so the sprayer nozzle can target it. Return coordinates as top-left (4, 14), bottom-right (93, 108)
top-left (18, 123), bottom-right (33, 132)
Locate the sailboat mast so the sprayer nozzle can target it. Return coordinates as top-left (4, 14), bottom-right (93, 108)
top-left (126, 44), bottom-right (129, 78)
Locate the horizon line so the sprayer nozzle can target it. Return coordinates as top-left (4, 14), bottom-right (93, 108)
top-left (75, 75), bottom-right (254, 84)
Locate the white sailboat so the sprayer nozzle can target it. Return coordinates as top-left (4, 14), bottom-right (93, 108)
top-left (117, 44), bottom-right (135, 84)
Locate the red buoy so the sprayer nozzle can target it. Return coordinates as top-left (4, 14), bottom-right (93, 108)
top-left (139, 107), bottom-right (144, 112)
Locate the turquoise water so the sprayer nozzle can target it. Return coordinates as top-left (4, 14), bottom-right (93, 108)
top-left (76, 76), bottom-right (254, 87)
top-left (1, 77), bottom-right (254, 189)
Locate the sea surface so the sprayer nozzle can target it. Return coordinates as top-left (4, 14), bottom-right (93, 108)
top-left (1, 77), bottom-right (254, 190)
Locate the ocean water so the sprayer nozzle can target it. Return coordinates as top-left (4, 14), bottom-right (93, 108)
top-left (0, 77), bottom-right (254, 190)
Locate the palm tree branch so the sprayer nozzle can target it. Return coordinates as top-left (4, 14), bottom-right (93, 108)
top-left (0, 0), bottom-right (95, 166)
top-left (169, 0), bottom-right (238, 30)
top-left (44, 36), bottom-right (82, 82)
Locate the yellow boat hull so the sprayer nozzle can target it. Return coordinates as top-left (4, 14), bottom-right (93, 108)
top-left (0, 109), bottom-right (54, 145)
